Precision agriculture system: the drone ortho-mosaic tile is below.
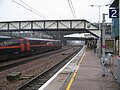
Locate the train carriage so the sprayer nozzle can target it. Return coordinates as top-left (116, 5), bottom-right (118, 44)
top-left (24, 38), bottom-right (52, 54)
top-left (0, 36), bottom-right (62, 61)
top-left (24, 37), bottom-right (62, 54)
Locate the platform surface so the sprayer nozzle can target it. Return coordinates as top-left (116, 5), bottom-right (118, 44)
top-left (65, 48), bottom-right (120, 90)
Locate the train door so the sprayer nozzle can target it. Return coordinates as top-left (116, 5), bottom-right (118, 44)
top-left (20, 39), bottom-right (25, 52)
top-left (47, 41), bottom-right (54, 50)
top-left (25, 39), bottom-right (30, 51)
top-left (22, 39), bottom-right (31, 55)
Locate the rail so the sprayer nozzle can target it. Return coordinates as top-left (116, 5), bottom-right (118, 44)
top-left (17, 47), bottom-right (82, 90)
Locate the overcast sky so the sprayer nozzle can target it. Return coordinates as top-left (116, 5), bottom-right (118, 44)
top-left (0, 0), bottom-right (113, 23)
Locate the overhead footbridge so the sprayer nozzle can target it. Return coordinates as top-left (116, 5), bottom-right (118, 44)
top-left (0, 19), bottom-right (100, 38)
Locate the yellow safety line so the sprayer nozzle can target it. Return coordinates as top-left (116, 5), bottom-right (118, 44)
top-left (66, 52), bottom-right (85, 90)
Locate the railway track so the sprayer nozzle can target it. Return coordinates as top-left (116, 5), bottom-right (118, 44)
top-left (0, 46), bottom-right (82, 90)
top-left (0, 46), bottom-right (71, 72)
top-left (17, 46), bottom-right (82, 90)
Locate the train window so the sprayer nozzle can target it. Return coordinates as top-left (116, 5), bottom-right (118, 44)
top-left (13, 40), bottom-right (20, 45)
top-left (4, 39), bottom-right (20, 46)
top-left (38, 41), bottom-right (47, 44)
top-left (54, 41), bottom-right (58, 44)
top-left (29, 40), bottom-right (34, 44)
top-left (47, 42), bottom-right (53, 45)
top-left (40, 41), bottom-right (47, 44)
top-left (30, 40), bottom-right (39, 45)
top-left (4, 40), bottom-right (14, 46)
top-left (29, 40), bottom-right (48, 45)
top-left (0, 42), bottom-right (4, 46)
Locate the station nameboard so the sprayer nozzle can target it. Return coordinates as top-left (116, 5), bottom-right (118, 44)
top-left (109, 9), bottom-right (119, 18)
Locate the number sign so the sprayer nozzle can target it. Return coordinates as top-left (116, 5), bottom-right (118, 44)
top-left (109, 9), bottom-right (119, 18)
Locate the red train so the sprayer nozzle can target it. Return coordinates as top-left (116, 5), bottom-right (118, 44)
top-left (0, 36), bottom-right (62, 60)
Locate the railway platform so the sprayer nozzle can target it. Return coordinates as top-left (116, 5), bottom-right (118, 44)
top-left (39, 46), bottom-right (120, 90)
top-left (64, 48), bottom-right (120, 90)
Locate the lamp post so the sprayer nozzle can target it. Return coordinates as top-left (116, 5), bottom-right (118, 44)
top-left (102, 13), bottom-right (108, 59)
top-left (101, 13), bottom-right (108, 77)
top-left (90, 4), bottom-right (109, 56)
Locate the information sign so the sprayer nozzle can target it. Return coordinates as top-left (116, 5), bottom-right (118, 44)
top-left (109, 9), bottom-right (119, 18)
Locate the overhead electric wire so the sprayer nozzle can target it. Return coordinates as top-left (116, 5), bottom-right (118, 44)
top-left (11, 0), bottom-right (32, 12)
top-left (11, 0), bottom-right (46, 19)
top-left (19, 0), bottom-right (46, 19)
top-left (69, 0), bottom-right (77, 18)
top-left (67, 0), bottom-right (75, 18)
top-left (67, 0), bottom-right (77, 18)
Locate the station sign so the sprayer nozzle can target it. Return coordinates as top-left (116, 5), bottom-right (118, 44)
top-left (109, 9), bottom-right (119, 18)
